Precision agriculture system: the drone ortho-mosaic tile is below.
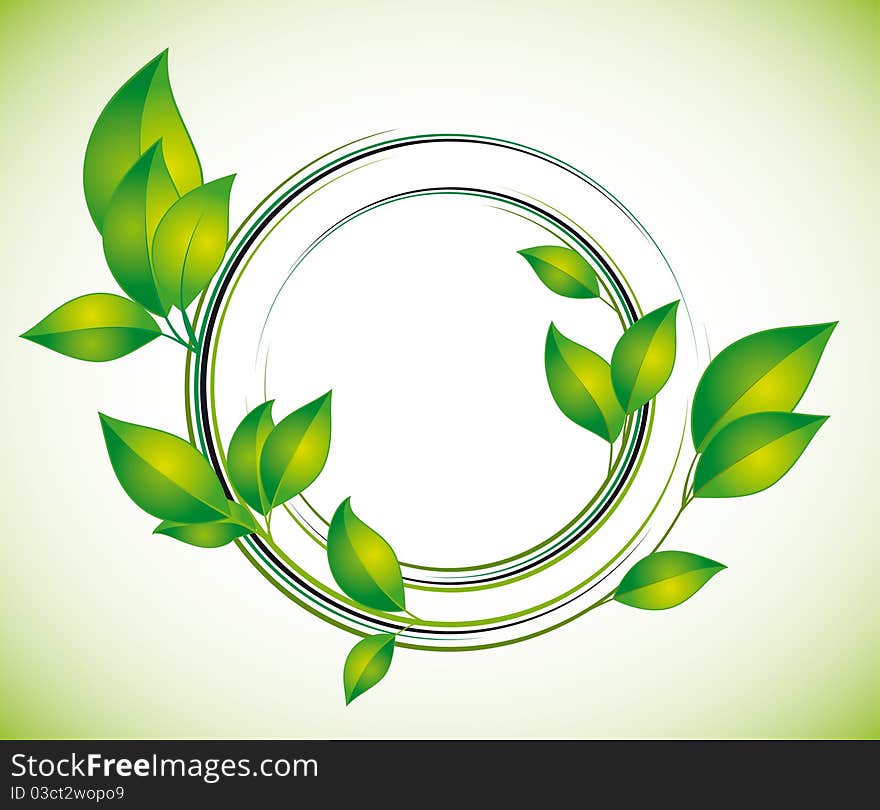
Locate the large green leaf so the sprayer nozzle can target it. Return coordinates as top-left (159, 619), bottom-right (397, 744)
top-left (691, 322), bottom-right (836, 451)
top-left (545, 323), bottom-right (624, 442)
top-left (260, 392), bottom-right (332, 508)
top-left (99, 414), bottom-right (228, 523)
top-left (152, 175), bottom-right (235, 312)
top-left (693, 411), bottom-right (827, 498)
top-left (153, 501), bottom-right (258, 548)
top-left (611, 301), bottom-right (679, 413)
top-left (327, 498), bottom-right (405, 612)
top-left (21, 293), bottom-right (160, 361)
top-left (343, 633), bottom-right (395, 705)
top-left (518, 245), bottom-right (600, 299)
top-left (227, 401), bottom-right (275, 514)
top-left (84, 50), bottom-right (202, 232)
top-left (102, 143), bottom-right (179, 315)
top-left (614, 551), bottom-right (726, 610)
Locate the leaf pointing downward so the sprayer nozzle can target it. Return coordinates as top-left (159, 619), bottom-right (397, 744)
top-left (518, 246), bottom-right (600, 299)
top-left (545, 323), bottom-right (624, 442)
top-left (327, 499), bottom-right (406, 612)
top-left (84, 50), bottom-right (202, 233)
top-left (693, 411), bottom-right (828, 498)
top-left (21, 293), bottom-right (160, 361)
top-left (611, 301), bottom-right (679, 413)
top-left (691, 322), bottom-right (836, 451)
top-left (343, 633), bottom-right (395, 704)
top-left (153, 501), bottom-right (258, 548)
top-left (260, 392), bottom-right (332, 508)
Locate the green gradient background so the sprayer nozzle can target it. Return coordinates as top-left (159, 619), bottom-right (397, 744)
top-left (1, 0), bottom-right (877, 738)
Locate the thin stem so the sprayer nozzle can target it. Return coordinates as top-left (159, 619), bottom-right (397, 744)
top-left (681, 454), bottom-right (699, 506)
top-left (161, 331), bottom-right (193, 351)
top-left (607, 440), bottom-right (613, 477)
top-left (163, 316), bottom-right (187, 345)
top-left (402, 609), bottom-right (423, 624)
top-left (180, 307), bottom-right (199, 350)
top-left (650, 498), bottom-right (692, 554)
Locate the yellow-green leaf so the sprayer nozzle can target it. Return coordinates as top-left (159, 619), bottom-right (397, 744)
top-left (260, 392), bottom-right (332, 508)
top-left (545, 323), bottom-right (624, 442)
top-left (611, 301), bottom-right (679, 413)
top-left (99, 414), bottom-right (228, 523)
top-left (227, 401), bottom-right (275, 514)
top-left (152, 175), bottom-right (235, 312)
top-left (102, 142), bottom-right (179, 315)
top-left (518, 245), bottom-right (600, 298)
top-left (614, 551), bottom-right (726, 610)
top-left (343, 633), bottom-right (395, 705)
top-left (153, 501), bottom-right (258, 548)
top-left (84, 50), bottom-right (202, 232)
top-left (691, 322), bottom-right (836, 451)
top-left (327, 498), bottom-right (405, 612)
top-left (21, 293), bottom-right (160, 361)
top-left (694, 411), bottom-right (827, 498)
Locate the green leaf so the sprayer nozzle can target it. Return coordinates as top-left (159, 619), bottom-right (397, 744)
top-left (227, 401), bottom-right (275, 514)
top-left (343, 633), bottom-right (395, 705)
top-left (102, 142), bottom-right (180, 315)
top-left (693, 411), bottom-right (827, 498)
top-left (153, 501), bottom-right (258, 548)
top-left (260, 392), bottom-right (332, 508)
top-left (21, 293), bottom-right (160, 361)
top-left (611, 301), bottom-right (679, 413)
top-left (518, 245), bottom-right (600, 299)
top-left (99, 414), bottom-right (228, 523)
top-left (152, 175), bottom-right (235, 312)
top-left (614, 551), bottom-right (726, 610)
top-left (84, 50), bottom-right (202, 233)
top-left (545, 323), bottom-right (624, 442)
top-left (327, 498), bottom-right (406, 612)
top-left (691, 322), bottom-right (836, 451)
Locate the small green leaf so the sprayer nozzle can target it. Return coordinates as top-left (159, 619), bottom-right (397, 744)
top-left (153, 501), bottom-right (258, 548)
top-left (694, 411), bottom-right (828, 498)
top-left (518, 245), bottom-right (600, 299)
top-left (691, 322), bottom-right (836, 451)
top-left (99, 413), bottom-right (228, 523)
top-left (343, 633), bottom-right (395, 705)
top-left (614, 551), bottom-right (726, 610)
top-left (260, 392), bottom-right (332, 508)
top-left (227, 401), bottom-right (275, 514)
top-left (152, 175), bottom-right (235, 312)
top-left (611, 301), bottom-right (679, 413)
top-left (327, 498), bottom-right (406, 612)
top-left (102, 142), bottom-right (179, 315)
top-left (84, 50), bottom-right (202, 232)
top-left (545, 323), bottom-right (624, 442)
top-left (21, 293), bottom-right (160, 361)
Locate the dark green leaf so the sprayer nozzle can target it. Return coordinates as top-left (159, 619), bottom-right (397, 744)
top-left (227, 401), bottom-right (275, 514)
top-left (611, 301), bottom-right (679, 413)
top-left (343, 633), bottom-right (395, 704)
top-left (153, 501), bottom-right (258, 548)
top-left (84, 50), bottom-right (202, 232)
top-left (545, 323), bottom-right (624, 442)
top-left (518, 245), bottom-right (600, 298)
top-left (694, 411), bottom-right (828, 498)
top-left (614, 551), bottom-right (726, 610)
top-left (152, 175), bottom-right (235, 312)
top-left (260, 392), bottom-right (332, 508)
top-left (691, 322), bottom-right (836, 451)
top-left (102, 143), bottom-right (179, 315)
top-left (327, 498), bottom-right (405, 612)
top-left (21, 293), bottom-right (160, 361)
top-left (99, 414), bottom-right (228, 522)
